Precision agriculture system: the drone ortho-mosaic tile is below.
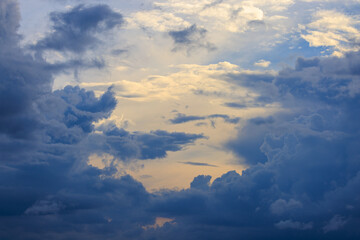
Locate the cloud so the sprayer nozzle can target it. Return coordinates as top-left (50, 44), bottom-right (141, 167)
top-left (155, 0), bottom-right (278, 33)
top-left (33, 4), bottom-right (124, 53)
top-left (143, 51), bottom-right (360, 239)
top-left (270, 199), bottom-right (303, 215)
top-left (169, 113), bottom-right (240, 125)
top-left (169, 24), bottom-right (216, 53)
top-left (169, 113), bottom-right (206, 124)
top-left (181, 162), bottom-right (218, 167)
top-left (0, 2), bottom-right (205, 239)
top-left (275, 220), bottom-right (313, 230)
top-left (25, 200), bottom-right (64, 215)
top-left (129, 10), bottom-right (190, 32)
top-left (223, 102), bottom-right (247, 108)
top-left (2, 0), bottom-right (360, 239)
top-left (143, 217), bottom-right (175, 230)
top-left (301, 10), bottom-right (360, 56)
top-left (249, 116), bottom-right (275, 125)
top-left (0, 0), bottom-right (20, 43)
top-left (190, 175), bottom-right (212, 190)
top-left (254, 59), bottom-right (271, 67)
top-left (323, 215), bottom-right (348, 233)
top-left (98, 125), bottom-right (205, 160)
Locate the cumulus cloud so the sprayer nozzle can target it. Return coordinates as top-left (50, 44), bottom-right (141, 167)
top-left (190, 175), bottom-right (212, 190)
top-left (2, 0), bottom-right (360, 239)
top-left (33, 4), bottom-right (124, 53)
top-left (140, 51), bottom-right (360, 239)
top-left (301, 10), bottom-right (360, 56)
top-left (0, 2), bottom-right (204, 239)
top-left (270, 199), bottom-right (303, 215)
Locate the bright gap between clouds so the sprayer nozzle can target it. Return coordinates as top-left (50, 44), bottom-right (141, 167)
top-left (85, 61), bottom-right (282, 191)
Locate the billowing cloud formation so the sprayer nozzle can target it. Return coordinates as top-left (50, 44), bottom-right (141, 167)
top-left (95, 125), bottom-right (204, 160)
top-left (0, 2), bottom-right (204, 239)
top-left (150, 51), bottom-right (360, 238)
top-left (33, 4), bottom-right (124, 53)
top-left (2, 0), bottom-right (360, 240)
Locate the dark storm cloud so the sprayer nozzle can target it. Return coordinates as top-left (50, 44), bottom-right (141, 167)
top-left (93, 125), bottom-right (204, 160)
top-left (169, 113), bottom-right (240, 125)
top-left (157, 51), bottom-right (360, 239)
top-left (2, 0), bottom-right (360, 239)
top-left (0, 2), bottom-right (205, 239)
top-left (29, 4), bottom-right (125, 76)
top-left (33, 4), bottom-right (124, 53)
top-left (133, 52), bottom-right (360, 240)
top-left (190, 175), bottom-right (212, 190)
top-left (169, 24), bottom-right (216, 53)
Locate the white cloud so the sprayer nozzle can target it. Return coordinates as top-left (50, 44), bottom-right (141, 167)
top-left (127, 10), bottom-right (190, 31)
top-left (254, 59), bottom-right (271, 67)
top-left (301, 10), bottom-right (360, 56)
top-left (150, 0), bottom-right (293, 33)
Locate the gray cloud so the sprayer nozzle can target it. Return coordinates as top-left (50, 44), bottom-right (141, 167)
top-left (1, 1), bottom-right (360, 239)
top-left (169, 24), bottom-right (216, 53)
top-left (170, 113), bottom-right (240, 125)
top-left (33, 4), bottom-right (124, 53)
top-left (180, 162), bottom-right (218, 167)
top-left (0, 2), bottom-right (205, 239)
top-left (275, 220), bottom-right (313, 230)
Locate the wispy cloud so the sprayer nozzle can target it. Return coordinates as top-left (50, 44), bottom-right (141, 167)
top-left (180, 162), bottom-right (218, 167)
top-left (169, 113), bottom-right (240, 125)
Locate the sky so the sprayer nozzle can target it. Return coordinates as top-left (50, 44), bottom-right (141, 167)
top-left (1, 0), bottom-right (360, 239)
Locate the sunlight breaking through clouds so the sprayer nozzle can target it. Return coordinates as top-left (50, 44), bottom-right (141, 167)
top-left (2, 0), bottom-right (360, 239)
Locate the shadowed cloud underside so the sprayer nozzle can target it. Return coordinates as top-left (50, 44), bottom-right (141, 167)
top-left (1, 0), bottom-right (360, 239)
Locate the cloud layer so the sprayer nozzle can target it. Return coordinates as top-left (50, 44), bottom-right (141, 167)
top-left (1, 0), bottom-right (360, 240)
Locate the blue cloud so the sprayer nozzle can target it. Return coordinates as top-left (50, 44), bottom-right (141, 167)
top-left (181, 162), bottom-right (218, 167)
top-left (98, 126), bottom-right (204, 160)
top-left (170, 113), bottom-right (240, 125)
top-left (0, 3), bottom-right (205, 239)
top-left (169, 24), bottom-right (216, 53)
top-left (33, 4), bottom-right (124, 53)
top-left (1, 1), bottom-right (360, 239)
top-left (223, 102), bottom-right (247, 109)
top-left (136, 51), bottom-right (360, 239)
top-left (169, 113), bottom-right (206, 124)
